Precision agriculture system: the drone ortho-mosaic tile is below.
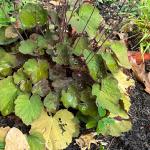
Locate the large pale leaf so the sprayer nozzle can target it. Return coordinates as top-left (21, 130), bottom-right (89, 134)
top-left (0, 127), bottom-right (10, 142)
top-left (67, 4), bottom-right (103, 38)
top-left (30, 111), bottom-right (53, 149)
top-left (23, 59), bottom-right (49, 84)
top-left (15, 94), bottom-right (43, 125)
top-left (110, 41), bottom-right (131, 69)
top-left (27, 132), bottom-right (45, 150)
top-left (92, 76), bottom-right (128, 119)
top-left (19, 3), bottom-right (48, 28)
top-left (0, 76), bottom-right (18, 116)
top-left (97, 117), bottom-right (132, 136)
top-left (30, 110), bottom-right (79, 150)
top-left (5, 127), bottom-right (30, 150)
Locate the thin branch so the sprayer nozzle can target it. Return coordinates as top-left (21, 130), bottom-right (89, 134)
top-left (85, 0), bottom-right (127, 64)
top-left (67, 0), bottom-right (80, 24)
top-left (73, 5), bottom-right (96, 49)
top-left (86, 17), bottom-right (124, 65)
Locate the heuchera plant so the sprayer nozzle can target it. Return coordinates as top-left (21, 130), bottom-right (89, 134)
top-left (0, 1), bottom-right (134, 149)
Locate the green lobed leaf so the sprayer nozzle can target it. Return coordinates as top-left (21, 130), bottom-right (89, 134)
top-left (44, 92), bottom-right (59, 113)
top-left (0, 48), bottom-right (17, 77)
top-left (110, 41), bottom-right (131, 69)
top-left (15, 94), bottom-right (43, 125)
top-left (0, 76), bottom-right (18, 116)
top-left (92, 76), bottom-right (129, 119)
top-left (67, 3), bottom-right (103, 38)
top-left (52, 43), bottom-right (71, 65)
top-left (19, 3), bottom-right (48, 28)
top-left (23, 59), bottom-right (49, 84)
top-left (101, 52), bottom-right (119, 73)
top-left (73, 37), bottom-right (89, 56)
top-left (19, 34), bottom-right (48, 55)
top-left (13, 68), bottom-right (32, 92)
top-left (83, 49), bottom-right (106, 82)
top-left (97, 117), bottom-right (132, 136)
top-left (27, 132), bottom-right (45, 150)
top-left (78, 87), bottom-right (98, 117)
top-left (61, 85), bottom-right (79, 109)
top-left (98, 107), bottom-right (106, 118)
top-left (19, 39), bottom-right (37, 55)
top-left (13, 68), bottom-right (27, 85)
top-left (76, 111), bottom-right (98, 129)
top-left (36, 35), bottom-right (48, 49)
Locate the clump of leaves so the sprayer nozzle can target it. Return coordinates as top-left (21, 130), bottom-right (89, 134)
top-left (0, 1), bottom-right (135, 149)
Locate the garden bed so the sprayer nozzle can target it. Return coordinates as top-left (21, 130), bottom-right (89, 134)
top-left (0, 1), bottom-right (150, 150)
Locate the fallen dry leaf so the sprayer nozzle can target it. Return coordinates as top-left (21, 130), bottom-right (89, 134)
top-left (5, 127), bottom-right (30, 150)
top-left (129, 57), bottom-right (150, 94)
top-left (76, 132), bottom-right (99, 150)
top-left (0, 127), bottom-right (10, 142)
top-left (128, 51), bottom-right (150, 65)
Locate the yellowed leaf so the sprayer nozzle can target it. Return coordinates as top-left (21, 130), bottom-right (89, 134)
top-left (51, 109), bottom-right (79, 150)
top-left (114, 70), bottom-right (135, 95)
top-left (121, 94), bottom-right (131, 112)
top-left (97, 118), bottom-right (132, 137)
top-left (30, 109), bottom-right (79, 150)
top-left (107, 120), bottom-right (132, 137)
top-left (0, 127), bottom-right (10, 142)
top-left (30, 110), bottom-right (53, 149)
top-left (5, 127), bottom-right (30, 150)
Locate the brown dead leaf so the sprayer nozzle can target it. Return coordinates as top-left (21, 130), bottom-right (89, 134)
top-left (130, 58), bottom-right (150, 94)
top-left (5, 127), bottom-right (30, 150)
top-left (5, 26), bottom-right (18, 39)
top-left (75, 132), bottom-right (99, 150)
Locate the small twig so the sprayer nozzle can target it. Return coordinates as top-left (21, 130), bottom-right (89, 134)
top-left (67, 0), bottom-right (80, 24)
top-left (107, 137), bottom-right (116, 150)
